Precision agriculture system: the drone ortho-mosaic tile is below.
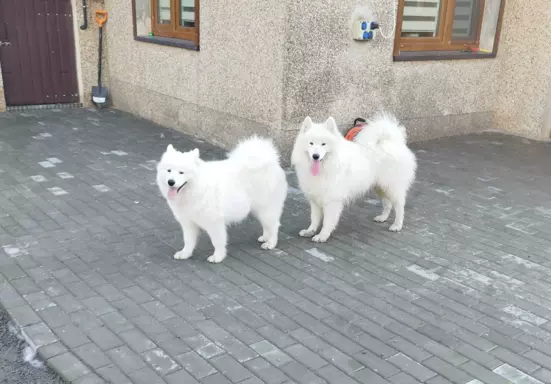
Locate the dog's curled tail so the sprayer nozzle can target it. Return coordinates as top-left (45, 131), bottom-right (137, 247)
top-left (354, 112), bottom-right (408, 157)
top-left (228, 135), bottom-right (283, 170)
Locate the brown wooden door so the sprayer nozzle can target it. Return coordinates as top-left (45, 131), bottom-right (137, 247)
top-left (0, 0), bottom-right (79, 106)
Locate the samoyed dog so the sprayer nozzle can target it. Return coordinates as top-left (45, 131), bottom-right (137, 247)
top-left (157, 137), bottom-right (288, 263)
top-left (291, 113), bottom-right (417, 243)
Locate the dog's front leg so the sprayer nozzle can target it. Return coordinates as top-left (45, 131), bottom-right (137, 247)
top-left (312, 201), bottom-right (343, 243)
top-left (174, 221), bottom-right (199, 260)
top-left (205, 223), bottom-right (228, 263)
top-left (299, 201), bottom-right (322, 238)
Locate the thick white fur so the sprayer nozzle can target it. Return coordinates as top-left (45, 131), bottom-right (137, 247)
top-left (291, 112), bottom-right (417, 242)
top-left (157, 136), bottom-right (288, 263)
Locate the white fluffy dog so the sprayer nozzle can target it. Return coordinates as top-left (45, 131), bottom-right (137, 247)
top-left (157, 137), bottom-right (288, 263)
top-left (291, 113), bottom-right (417, 242)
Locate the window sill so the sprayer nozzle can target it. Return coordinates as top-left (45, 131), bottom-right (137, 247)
top-left (394, 50), bottom-right (495, 62)
top-left (135, 35), bottom-right (199, 51)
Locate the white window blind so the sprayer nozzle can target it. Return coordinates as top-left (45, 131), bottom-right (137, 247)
top-left (401, 0), bottom-right (441, 37)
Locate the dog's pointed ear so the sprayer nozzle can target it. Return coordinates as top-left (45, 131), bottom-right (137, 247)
top-left (300, 116), bottom-right (313, 133)
top-left (166, 144), bottom-right (175, 152)
top-left (191, 148), bottom-right (200, 158)
top-left (325, 117), bottom-right (340, 135)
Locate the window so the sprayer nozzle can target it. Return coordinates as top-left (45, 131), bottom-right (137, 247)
top-left (132, 0), bottom-right (199, 49)
top-left (393, 0), bottom-right (505, 60)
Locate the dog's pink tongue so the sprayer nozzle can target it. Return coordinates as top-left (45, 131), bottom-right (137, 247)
top-left (311, 159), bottom-right (320, 176)
top-left (167, 188), bottom-right (178, 199)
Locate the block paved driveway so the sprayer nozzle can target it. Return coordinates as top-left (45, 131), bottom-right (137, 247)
top-left (1, 108), bottom-right (551, 384)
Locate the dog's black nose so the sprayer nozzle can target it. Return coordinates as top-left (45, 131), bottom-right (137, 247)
top-left (312, 154), bottom-right (320, 160)
top-left (168, 179), bottom-right (175, 187)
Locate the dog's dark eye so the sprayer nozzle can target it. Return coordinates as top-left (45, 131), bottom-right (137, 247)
top-left (179, 171), bottom-right (184, 175)
top-left (167, 169), bottom-right (171, 173)
top-left (309, 142), bottom-right (313, 145)
top-left (321, 143), bottom-right (326, 146)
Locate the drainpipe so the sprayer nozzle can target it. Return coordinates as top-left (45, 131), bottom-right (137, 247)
top-left (80, 0), bottom-right (88, 30)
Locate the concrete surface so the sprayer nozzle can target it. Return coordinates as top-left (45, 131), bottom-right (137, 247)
top-left (0, 307), bottom-right (64, 383)
top-left (1, 108), bottom-right (551, 384)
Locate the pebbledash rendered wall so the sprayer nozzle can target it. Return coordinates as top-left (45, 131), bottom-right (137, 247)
top-left (69, 0), bottom-right (550, 160)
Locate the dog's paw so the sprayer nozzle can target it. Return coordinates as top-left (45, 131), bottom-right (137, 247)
top-left (299, 229), bottom-right (316, 238)
top-left (207, 253), bottom-right (226, 264)
top-left (174, 249), bottom-right (193, 260)
top-left (257, 235), bottom-right (267, 243)
top-left (261, 241), bottom-right (276, 250)
top-left (312, 233), bottom-right (329, 243)
top-left (373, 215), bottom-right (388, 223)
top-left (389, 224), bottom-right (402, 232)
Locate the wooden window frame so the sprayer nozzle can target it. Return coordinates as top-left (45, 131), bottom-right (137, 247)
top-left (151, 0), bottom-right (199, 44)
top-left (394, 0), bottom-right (486, 55)
top-left (132, 0), bottom-right (200, 49)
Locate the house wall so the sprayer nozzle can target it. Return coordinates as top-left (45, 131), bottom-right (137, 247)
top-left (493, 0), bottom-right (551, 139)
top-left (65, 0), bottom-right (550, 160)
top-left (278, 0), bottom-right (505, 154)
top-left (102, 0), bottom-right (287, 150)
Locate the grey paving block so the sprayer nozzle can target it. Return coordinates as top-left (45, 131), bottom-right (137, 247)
top-left (54, 323), bottom-right (91, 348)
top-left (165, 368), bottom-right (200, 384)
top-left (532, 368), bottom-right (551, 383)
top-left (251, 340), bottom-right (293, 367)
top-left (422, 356), bottom-right (473, 384)
top-left (149, 332), bottom-right (192, 357)
top-left (523, 349), bottom-right (551, 371)
top-left (11, 277), bottom-right (41, 295)
top-left (38, 341), bottom-right (69, 360)
top-left (7, 304), bottom-right (42, 327)
top-left (175, 350), bottom-right (217, 379)
top-left (142, 348), bottom-right (181, 375)
top-left (257, 324), bottom-right (297, 349)
top-left (53, 294), bottom-right (85, 313)
top-left (352, 368), bottom-right (391, 384)
top-left (244, 357), bottom-right (290, 384)
top-left (73, 342), bottom-right (112, 370)
top-left (285, 344), bottom-right (327, 370)
top-left (99, 310), bottom-right (134, 333)
top-left (122, 285), bottom-right (154, 305)
top-left (69, 309), bottom-right (105, 332)
top-left (142, 300), bottom-right (177, 322)
top-left (47, 352), bottom-right (90, 382)
top-left (119, 328), bottom-right (156, 353)
top-left (73, 372), bottom-right (107, 384)
top-left (87, 326), bottom-right (125, 351)
top-left (0, 281), bottom-right (25, 308)
top-left (426, 376), bottom-right (454, 384)
top-left (318, 364), bottom-right (360, 384)
top-left (388, 372), bottom-right (422, 384)
top-left (23, 322), bottom-right (58, 347)
top-left (197, 341), bottom-right (225, 359)
top-left (200, 373), bottom-right (233, 384)
top-left (96, 365), bottom-right (132, 384)
top-left (82, 296), bottom-right (116, 316)
top-left (210, 353), bottom-right (254, 382)
top-left (238, 378), bottom-right (266, 384)
top-left (459, 361), bottom-right (512, 384)
top-left (126, 366), bottom-right (166, 384)
top-left (491, 347), bottom-right (540, 374)
top-left (387, 353), bottom-right (437, 382)
top-left (106, 345), bottom-right (147, 374)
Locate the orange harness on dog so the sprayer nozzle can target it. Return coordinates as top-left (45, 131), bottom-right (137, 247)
top-left (344, 118), bottom-right (367, 141)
